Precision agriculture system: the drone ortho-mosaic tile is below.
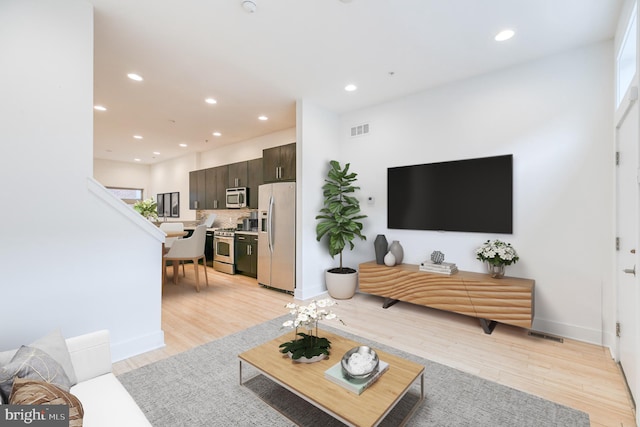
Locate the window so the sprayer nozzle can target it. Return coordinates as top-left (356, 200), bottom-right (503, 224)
top-left (617, 3), bottom-right (637, 108)
top-left (107, 187), bottom-right (143, 205)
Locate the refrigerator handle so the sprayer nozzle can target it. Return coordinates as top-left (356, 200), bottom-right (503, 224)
top-left (268, 195), bottom-right (274, 252)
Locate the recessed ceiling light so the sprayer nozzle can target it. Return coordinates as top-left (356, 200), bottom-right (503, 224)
top-left (153, 151), bottom-right (160, 155)
top-left (494, 29), bottom-right (515, 42)
top-left (212, 132), bottom-right (222, 137)
top-left (127, 73), bottom-right (143, 81)
top-left (179, 143), bottom-right (188, 147)
top-left (242, 0), bottom-right (257, 13)
top-left (345, 84), bottom-right (357, 92)
top-left (134, 158), bottom-right (141, 162)
top-left (258, 115), bottom-right (268, 121)
top-left (205, 98), bottom-right (217, 104)
top-left (94, 105), bottom-right (107, 111)
top-left (133, 135), bottom-right (143, 140)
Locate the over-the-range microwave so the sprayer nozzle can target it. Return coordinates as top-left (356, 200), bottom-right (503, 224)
top-left (226, 187), bottom-right (247, 208)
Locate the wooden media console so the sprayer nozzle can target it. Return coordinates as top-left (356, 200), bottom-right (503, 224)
top-left (358, 261), bottom-right (535, 334)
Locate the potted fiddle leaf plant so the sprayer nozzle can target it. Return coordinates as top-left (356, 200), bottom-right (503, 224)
top-left (316, 160), bottom-right (367, 299)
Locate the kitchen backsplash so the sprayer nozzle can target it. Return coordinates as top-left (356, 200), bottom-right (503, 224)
top-left (197, 209), bottom-right (255, 229)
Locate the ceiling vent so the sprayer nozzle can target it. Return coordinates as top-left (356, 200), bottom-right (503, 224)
top-left (350, 123), bottom-right (370, 138)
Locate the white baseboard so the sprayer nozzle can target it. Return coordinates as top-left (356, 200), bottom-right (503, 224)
top-left (532, 318), bottom-right (604, 347)
top-left (294, 286), bottom-right (328, 301)
top-left (111, 330), bottom-right (165, 362)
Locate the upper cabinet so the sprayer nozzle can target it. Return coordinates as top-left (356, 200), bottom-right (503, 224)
top-left (247, 158), bottom-right (263, 209)
top-left (205, 166), bottom-right (228, 209)
top-left (188, 144), bottom-right (293, 210)
top-left (228, 161), bottom-right (248, 188)
top-left (189, 169), bottom-right (206, 209)
top-left (263, 142), bottom-right (296, 183)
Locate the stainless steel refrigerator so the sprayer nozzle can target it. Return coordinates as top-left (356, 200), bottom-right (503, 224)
top-left (258, 182), bottom-right (296, 293)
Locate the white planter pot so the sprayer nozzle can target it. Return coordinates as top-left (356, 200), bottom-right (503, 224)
top-left (325, 269), bottom-right (358, 299)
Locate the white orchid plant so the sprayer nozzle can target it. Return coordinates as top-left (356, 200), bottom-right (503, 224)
top-left (279, 298), bottom-right (343, 360)
top-left (475, 239), bottom-right (519, 266)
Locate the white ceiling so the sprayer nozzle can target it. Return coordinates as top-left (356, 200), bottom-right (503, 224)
top-left (90, 0), bottom-right (623, 165)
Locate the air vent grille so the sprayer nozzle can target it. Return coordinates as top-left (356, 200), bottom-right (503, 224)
top-left (527, 330), bottom-right (564, 343)
top-left (350, 123), bottom-right (370, 137)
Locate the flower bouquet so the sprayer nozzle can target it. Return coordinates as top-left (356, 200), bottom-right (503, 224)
top-left (279, 298), bottom-right (343, 361)
top-left (475, 239), bottom-right (519, 265)
top-left (133, 198), bottom-right (158, 221)
top-left (475, 239), bottom-right (519, 278)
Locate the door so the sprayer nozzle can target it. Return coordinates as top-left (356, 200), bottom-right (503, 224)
top-left (278, 142), bottom-right (296, 181)
top-left (270, 182), bottom-right (295, 292)
top-left (247, 158), bottom-right (263, 209)
top-left (257, 184), bottom-right (272, 286)
top-left (213, 236), bottom-right (234, 264)
top-left (616, 91), bottom-right (639, 408)
top-left (228, 161), bottom-right (248, 188)
top-left (262, 147), bottom-right (280, 183)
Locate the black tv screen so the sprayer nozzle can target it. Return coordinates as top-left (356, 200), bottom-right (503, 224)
top-left (387, 154), bottom-right (513, 233)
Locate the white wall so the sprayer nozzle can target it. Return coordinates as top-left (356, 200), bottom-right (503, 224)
top-left (0, 0), bottom-right (164, 361)
top-left (199, 128), bottom-right (296, 168)
top-left (149, 153), bottom-right (198, 222)
top-left (296, 100), bottom-right (341, 300)
top-left (94, 159), bottom-right (151, 197)
top-left (318, 42), bottom-right (614, 344)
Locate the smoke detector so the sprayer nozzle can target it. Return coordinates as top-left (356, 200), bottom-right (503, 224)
top-left (242, 0), bottom-right (257, 13)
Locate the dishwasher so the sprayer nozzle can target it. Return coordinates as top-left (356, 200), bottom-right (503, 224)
top-left (205, 229), bottom-right (214, 267)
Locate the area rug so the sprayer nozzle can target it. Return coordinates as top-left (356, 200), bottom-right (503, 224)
top-left (118, 316), bottom-right (589, 426)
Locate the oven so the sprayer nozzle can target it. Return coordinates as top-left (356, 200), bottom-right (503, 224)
top-left (213, 228), bottom-right (236, 274)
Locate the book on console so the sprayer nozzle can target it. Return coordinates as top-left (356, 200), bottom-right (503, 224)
top-left (324, 360), bottom-right (389, 395)
top-left (420, 261), bottom-right (458, 274)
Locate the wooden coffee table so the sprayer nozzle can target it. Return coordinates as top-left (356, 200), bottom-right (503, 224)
top-left (238, 330), bottom-right (425, 427)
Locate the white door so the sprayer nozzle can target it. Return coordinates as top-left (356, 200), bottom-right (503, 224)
top-left (616, 91), bottom-right (639, 408)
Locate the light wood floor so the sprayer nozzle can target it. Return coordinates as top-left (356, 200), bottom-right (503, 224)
top-left (113, 266), bottom-right (636, 427)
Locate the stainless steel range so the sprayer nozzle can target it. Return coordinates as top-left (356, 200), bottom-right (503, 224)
top-left (213, 228), bottom-right (236, 274)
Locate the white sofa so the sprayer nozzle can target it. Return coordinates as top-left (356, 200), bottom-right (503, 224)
top-left (65, 330), bottom-right (152, 426)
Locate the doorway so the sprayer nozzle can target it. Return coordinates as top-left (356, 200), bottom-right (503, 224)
top-left (615, 85), bottom-right (639, 412)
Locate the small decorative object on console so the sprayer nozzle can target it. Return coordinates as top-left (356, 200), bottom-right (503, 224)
top-left (430, 250), bottom-right (445, 264)
top-left (384, 251), bottom-right (396, 266)
top-left (279, 298), bottom-right (343, 361)
top-left (389, 240), bottom-right (404, 264)
top-left (420, 260), bottom-right (458, 275)
top-left (475, 239), bottom-right (519, 279)
top-left (374, 234), bottom-right (388, 265)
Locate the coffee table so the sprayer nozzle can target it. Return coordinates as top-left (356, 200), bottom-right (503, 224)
top-left (238, 330), bottom-right (425, 427)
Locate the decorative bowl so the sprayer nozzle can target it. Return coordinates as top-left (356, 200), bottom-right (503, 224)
top-left (341, 346), bottom-right (379, 380)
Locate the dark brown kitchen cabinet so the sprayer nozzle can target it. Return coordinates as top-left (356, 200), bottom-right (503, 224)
top-left (189, 169), bottom-right (206, 210)
top-left (190, 158), bottom-right (262, 210)
top-left (228, 161), bottom-right (248, 188)
top-left (204, 166), bottom-right (228, 209)
top-left (235, 234), bottom-right (258, 278)
top-left (247, 158), bottom-right (263, 209)
top-left (215, 166), bottom-right (228, 208)
top-left (263, 142), bottom-right (296, 182)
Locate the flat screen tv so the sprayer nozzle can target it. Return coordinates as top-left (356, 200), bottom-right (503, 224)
top-left (387, 154), bottom-right (513, 233)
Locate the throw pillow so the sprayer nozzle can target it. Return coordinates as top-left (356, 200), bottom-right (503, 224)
top-left (10, 378), bottom-right (83, 427)
top-left (0, 349), bottom-right (16, 368)
top-left (0, 330), bottom-right (78, 386)
top-left (29, 330), bottom-right (78, 386)
top-left (0, 346), bottom-right (71, 402)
